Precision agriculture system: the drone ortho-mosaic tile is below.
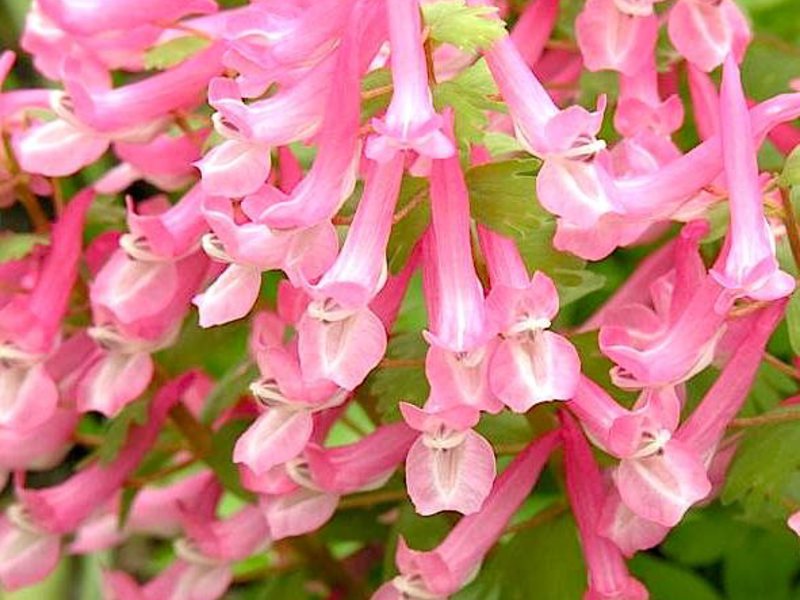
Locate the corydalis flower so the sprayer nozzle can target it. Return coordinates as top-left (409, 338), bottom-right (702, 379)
top-left (376, 430), bottom-right (560, 599)
top-left (481, 227), bottom-right (580, 412)
top-left (710, 55), bottom-right (794, 303)
top-left (365, 0), bottom-right (454, 162)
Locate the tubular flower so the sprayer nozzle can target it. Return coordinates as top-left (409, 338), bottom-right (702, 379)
top-left (366, 0), bottom-right (454, 162)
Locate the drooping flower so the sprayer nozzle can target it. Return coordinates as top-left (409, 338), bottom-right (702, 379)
top-left (709, 55), bottom-right (795, 303)
top-left (365, 0), bottom-right (454, 163)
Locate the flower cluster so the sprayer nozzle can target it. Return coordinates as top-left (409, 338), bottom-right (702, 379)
top-left (1, 0), bottom-right (799, 598)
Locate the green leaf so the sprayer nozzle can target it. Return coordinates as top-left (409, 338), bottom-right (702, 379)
top-left (201, 361), bottom-right (259, 424)
top-left (722, 416), bottom-right (800, 517)
top-left (84, 194), bottom-right (126, 241)
top-left (0, 232), bottom-right (48, 263)
top-left (482, 131), bottom-right (524, 158)
top-left (144, 35), bottom-right (211, 70)
top-left (97, 397), bottom-right (151, 464)
top-left (434, 59), bottom-right (506, 155)
top-left (629, 554), bottom-right (721, 600)
top-left (465, 158), bottom-right (605, 306)
top-left (722, 524), bottom-right (800, 600)
top-left (370, 332), bottom-right (429, 422)
top-left (741, 38), bottom-right (800, 101)
top-left (779, 146), bottom-right (800, 188)
top-left (383, 502), bottom-right (452, 577)
top-left (361, 67), bottom-right (392, 122)
top-left (786, 290), bottom-right (800, 356)
top-left (661, 509), bottom-right (732, 567)
top-left (386, 176), bottom-right (430, 274)
top-left (475, 411), bottom-right (532, 447)
top-left (454, 514), bottom-right (585, 600)
top-left (466, 158), bottom-right (546, 240)
top-left (156, 313), bottom-right (250, 379)
top-left (205, 418), bottom-right (256, 501)
top-left (422, 1), bottom-right (506, 52)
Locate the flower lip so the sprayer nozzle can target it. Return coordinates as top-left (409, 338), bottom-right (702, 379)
top-left (421, 427), bottom-right (467, 451)
top-left (285, 457), bottom-right (322, 491)
top-left (6, 504), bottom-right (45, 536)
top-left (0, 344), bottom-right (43, 369)
top-left (630, 428), bottom-right (672, 459)
top-left (392, 574), bottom-right (442, 600)
top-left (201, 233), bottom-right (234, 263)
top-left (555, 136), bottom-right (607, 161)
top-left (306, 297), bottom-right (357, 323)
top-left (173, 537), bottom-right (221, 567)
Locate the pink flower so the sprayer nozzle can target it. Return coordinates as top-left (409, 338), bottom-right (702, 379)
top-left (561, 412), bottom-right (649, 599)
top-left (377, 430), bottom-right (559, 598)
top-left (0, 190), bottom-right (92, 429)
top-left (365, 0), bottom-right (454, 162)
top-left (668, 0), bottom-right (750, 72)
top-left (401, 403), bottom-right (496, 516)
top-left (481, 227), bottom-right (580, 411)
top-left (709, 56), bottom-right (794, 303)
top-left (37, 0), bottom-right (216, 35)
top-left (120, 184), bottom-right (209, 262)
top-left (0, 375), bottom-right (194, 588)
top-left (576, 0), bottom-right (658, 75)
top-left (296, 155), bottom-right (405, 390)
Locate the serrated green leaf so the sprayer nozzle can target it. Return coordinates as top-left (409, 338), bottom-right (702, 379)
top-left (144, 35), bottom-right (211, 70)
top-left (434, 59), bottom-right (506, 155)
top-left (0, 232), bottom-right (48, 263)
top-left (466, 158), bottom-right (545, 239)
top-left (98, 397), bottom-right (150, 464)
top-left (482, 131), bottom-right (524, 158)
top-left (722, 416), bottom-right (800, 517)
top-left (387, 176), bottom-right (430, 273)
top-left (422, 1), bottom-right (506, 52)
top-left (779, 146), bottom-right (800, 188)
top-left (370, 332), bottom-right (429, 422)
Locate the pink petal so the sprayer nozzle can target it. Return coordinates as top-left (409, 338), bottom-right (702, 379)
top-left (598, 489), bottom-right (670, 557)
top-left (14, 119), bottom-right (109, 177)
top-left (297, 307), bottom-right (387, 390)
top-left (489, 331), bottom-right (580, 412)
top-left (196, 139), bottom-right (271, 198)
top-left (0, 364), bottom-right (59, 430)
top-left (613, 439), bottom-right (711, 527)
top-left (194, 264), bottom-right (262, 328)
top-left (667, 0), bottom-right (750, 72)
top-left (263, 488), bottom-right (339, 540)
top-left (232, 407), bottom-right (313, 476)
top-left (77, 352), bottom-right (154, 416)
top-left (0, 516), bottom-right (61, 591)
top-left (405, 429), bottom-right (496, 516)
top-left (788, 511), bottom-right (800, 537)
top-left (425, 340), bottom-right (503, 415)
top-left (576, 0), bottom-right (658, 75)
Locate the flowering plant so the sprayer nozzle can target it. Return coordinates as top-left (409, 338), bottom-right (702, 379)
top-left (1, 0), bottom-right (800, 598)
